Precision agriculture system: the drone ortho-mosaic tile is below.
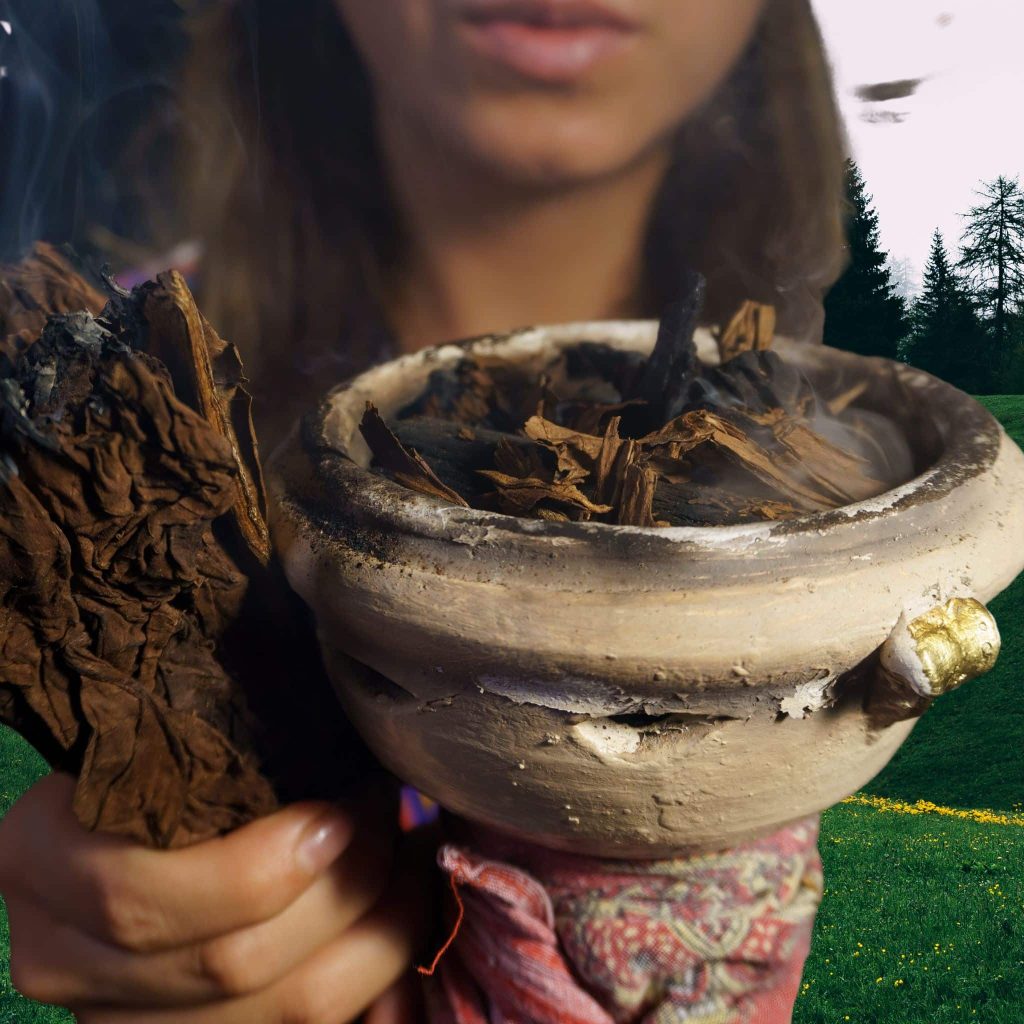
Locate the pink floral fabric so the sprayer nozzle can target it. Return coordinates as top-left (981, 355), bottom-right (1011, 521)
top-left (423, 816), bottom-right (823, 1024)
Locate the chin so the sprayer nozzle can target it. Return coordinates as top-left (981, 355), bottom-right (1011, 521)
top-left (450, 98), bottom-right (669, 187)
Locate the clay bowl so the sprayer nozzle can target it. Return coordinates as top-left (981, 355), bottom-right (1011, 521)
top-left (267, 322), bottom-right (1024, 857)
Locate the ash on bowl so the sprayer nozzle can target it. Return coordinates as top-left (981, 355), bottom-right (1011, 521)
top-left (360, 272), bottom-right (914, 527)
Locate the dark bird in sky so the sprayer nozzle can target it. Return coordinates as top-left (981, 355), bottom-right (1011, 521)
top-left (854, 77), bottom-right (925, 102)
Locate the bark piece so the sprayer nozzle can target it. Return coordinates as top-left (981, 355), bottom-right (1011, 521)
top-left (715, 300), bottom-right (776, 363)
top-left (391, 416), bottom-right (512, 500)
top-left (616, 460), bottom-right (658, 528)
top-left (744, 407), bottom-right (884, 505)
top-left (682, 349), bottom-right (814, 420)
top-left (643, 410), bottom-right (837, 512)
top-left (405, 359), bottom-right (497, 426)
top-left (592, 418), bottom-right (632, 508)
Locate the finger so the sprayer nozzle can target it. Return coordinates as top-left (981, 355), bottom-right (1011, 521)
top-left (364, 974), bottom-right (425, 1024)
top-left (76, 841), bottom-right (426, 1024)
top-left (0, 773), bottom-right (77, 899)
top-left (6, 896), bottom-right (68, 1007)
top-left (1, 773), bottom-right (358, 952)
top-left (5, 826), bottom-right (391, 1008)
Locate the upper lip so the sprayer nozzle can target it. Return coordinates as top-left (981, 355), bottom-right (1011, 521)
top-left (457, 0), bottom-right (638, 30)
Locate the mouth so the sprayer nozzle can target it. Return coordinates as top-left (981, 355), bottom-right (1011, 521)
top-left (456, 0), bottom-right (640, 85)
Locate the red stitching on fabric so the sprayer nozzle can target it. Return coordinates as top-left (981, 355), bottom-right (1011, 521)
top-left (418, 868), bottom-right (466, 976)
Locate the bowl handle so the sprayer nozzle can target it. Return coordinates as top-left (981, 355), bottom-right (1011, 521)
top-left (865, 597), bottom-right (1000, 726)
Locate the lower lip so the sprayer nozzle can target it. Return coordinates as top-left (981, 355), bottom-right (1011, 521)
top-left (459, 19), bottom-right (635, 84)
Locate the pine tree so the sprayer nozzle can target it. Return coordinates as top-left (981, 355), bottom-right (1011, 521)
top-left (890, 257), bottom-right (918, 303)
top-left (904, 230), bottom-right (987, 391)
top-left (958, 176), bottom-right (1024, 387)
top-left (824, 160), bottom-right (909, 360)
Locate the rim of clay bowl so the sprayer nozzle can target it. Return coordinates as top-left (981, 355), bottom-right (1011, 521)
top-left (299, 321), bottom-right (1003, 550)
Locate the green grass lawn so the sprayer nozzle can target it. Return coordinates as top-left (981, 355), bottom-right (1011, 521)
top-left (795, 802), bottom-right (1024, 1024)
top-left (1, 395), bottom-right (1022, 1023)
top-left (0, 728), bottom-right (71, 1024)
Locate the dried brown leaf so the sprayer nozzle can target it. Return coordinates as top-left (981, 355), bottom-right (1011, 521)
top-left (476, 470), bottom-right (612, 519)
top-left (742, 499), bottom-right (802, 520)
top-left (534, 507), bottom-right (572, 523)
top-left (0, 322), bottom-right (278, 847)
top-left (493, 437), bottom-right (545, 479)
top-left (520, 415), bottom-right (602, 486)
top-left (359, 404), bottom-right (470, 507)
top-left (0, 254), bottom-right (369, 850)
top-left (0, 243), bottom-right (106, 363)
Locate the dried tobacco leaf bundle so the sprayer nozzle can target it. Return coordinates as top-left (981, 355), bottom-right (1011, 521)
top-left (0, 246), bottom-right (363, 848)
top-left (359, 275), bottom-right (897, 527)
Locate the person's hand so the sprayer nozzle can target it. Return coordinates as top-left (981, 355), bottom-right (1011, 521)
top-left (0, 773), bottom-right (430, 1022)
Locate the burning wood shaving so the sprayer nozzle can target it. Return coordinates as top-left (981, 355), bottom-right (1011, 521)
top-left (360, 279), bottom-right (891, 528)
top-left (825, 380), bottom-right (870, 416)
top-left (714, 300), bottom-right (776, 363)
top-left (0, 248), bottom-right (364, 848)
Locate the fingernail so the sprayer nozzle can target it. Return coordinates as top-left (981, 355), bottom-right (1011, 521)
top-left (295, 809), bottom-right (353, 875)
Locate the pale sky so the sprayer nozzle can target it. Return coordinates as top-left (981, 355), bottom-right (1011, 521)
top-left (812, 0), bottom-right (1023, 293)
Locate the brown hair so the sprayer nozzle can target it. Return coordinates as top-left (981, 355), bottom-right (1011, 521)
top-left (179, 0), bottom-right (846, 408)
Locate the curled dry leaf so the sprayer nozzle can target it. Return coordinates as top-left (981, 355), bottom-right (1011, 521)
top-left (476, 469), bottom-right (612, 520)
top-left (359, 403), bottom-right (469, 507)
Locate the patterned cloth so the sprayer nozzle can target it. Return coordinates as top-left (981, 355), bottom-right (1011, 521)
top-left (423, 816), bottom-right (823, 1024)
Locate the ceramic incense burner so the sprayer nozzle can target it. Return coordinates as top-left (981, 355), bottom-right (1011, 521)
top-left (267, 322), bottom-right (1024, 858)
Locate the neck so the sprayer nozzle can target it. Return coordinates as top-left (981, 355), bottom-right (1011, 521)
top-left (379, 111), bottom-right (670, 352)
